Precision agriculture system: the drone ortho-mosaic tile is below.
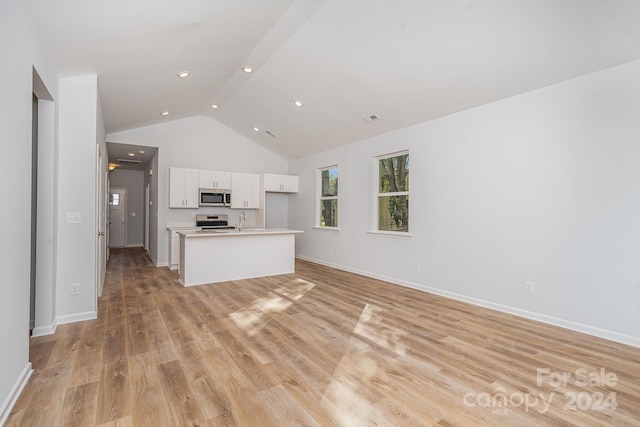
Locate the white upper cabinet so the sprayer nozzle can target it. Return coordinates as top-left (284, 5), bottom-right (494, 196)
top-left (199, 170), bottom-right (231, 189)
top-left (231, 173), bottom-right (260, 209)
top-left (264, 173), bottom-right (299, 193)
top-left (169, 167), bottom-right (199, 208)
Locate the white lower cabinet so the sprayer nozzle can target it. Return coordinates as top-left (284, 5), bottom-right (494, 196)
top-left (231, 173), bottom-right (260, 209)
top-left (169, 228), bottom-right (197, 270)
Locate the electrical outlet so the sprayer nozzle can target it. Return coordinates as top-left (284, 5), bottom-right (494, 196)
top-left (524, 281), bottom-right (534, 294)
top-left (66, 212), bottom-right (81, 224)
top-left (334, 248), bottom-right (339, 255)
top-left (70, 283), bottom-right (80, 295)
top-left (413, 262), bottom-right (421, 271)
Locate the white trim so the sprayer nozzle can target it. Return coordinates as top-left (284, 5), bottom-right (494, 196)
top-left (366, 230), bottom-right (414, 239)
top-left (150, 253), bottom-right (167, 268)
top-left (312, 226), bottom-right (340, 232)
top-left (31, 321), bottom-right (57, 337)
top-left (125, 244), bottom-right (143, 248)
top-left (0, 363), bottom-right (32, 426)
top-left (295, 255), bottom-right (640, 348)
top-left (57, 311), bottom-right (97, 325)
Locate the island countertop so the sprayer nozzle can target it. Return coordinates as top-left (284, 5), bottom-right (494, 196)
top-left (178, 228), bottom-right (303, 238)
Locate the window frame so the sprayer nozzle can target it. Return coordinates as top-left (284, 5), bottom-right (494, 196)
top-left (315, 164), bottom-right (339, 230)
top-left (370, 150), bottom-right (412, 237)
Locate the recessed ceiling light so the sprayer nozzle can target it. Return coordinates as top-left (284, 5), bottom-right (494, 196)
top-left (210, 104), bottom-right (218, 109)
top-left (177, 71), bottom-right (190, 78)
top-left (139, 150), bottom-right (145, 154)
top-left (128, 153), bottom-right (135, 157)
top-left (242, 67), bottom-right (254, 73)
top-left (161, 111), bottom-right (169, 116)
top-left (253, 127), bottom-right (260, 132)
top-left (294, 100), bottom-right (304, 107)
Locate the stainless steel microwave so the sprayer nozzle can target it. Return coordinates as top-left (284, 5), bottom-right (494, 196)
top-left (198, 188), bottom-right (231, 207)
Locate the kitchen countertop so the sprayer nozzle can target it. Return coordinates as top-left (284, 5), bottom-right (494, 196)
top-left (178, 228), bottom-right (302, 237)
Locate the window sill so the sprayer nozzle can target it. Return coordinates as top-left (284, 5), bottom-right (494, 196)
top-left (366, 230), bottom-right (414, 239)
top-left (312, 226), bottom-right (341, 232)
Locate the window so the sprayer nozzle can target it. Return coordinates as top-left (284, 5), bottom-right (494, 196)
top-left (109, 192), bottom-right (120, 206)
top-left (375, 151), bottom-right (409, 232)
top-left (318, 165), bottom-right (338, 228)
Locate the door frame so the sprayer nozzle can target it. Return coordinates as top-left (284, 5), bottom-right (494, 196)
top-left (96, 144), bottom-right (107, 300)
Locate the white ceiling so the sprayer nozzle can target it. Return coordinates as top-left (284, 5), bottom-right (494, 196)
top-left (26, 0), bottom-right (640, 159)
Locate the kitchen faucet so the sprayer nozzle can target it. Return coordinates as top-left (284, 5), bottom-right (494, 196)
top-left (238, 211), bottom-right (246, 230)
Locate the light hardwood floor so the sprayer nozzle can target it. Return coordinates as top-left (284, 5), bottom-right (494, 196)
top-left (6, 248), bottom-right (640, 426)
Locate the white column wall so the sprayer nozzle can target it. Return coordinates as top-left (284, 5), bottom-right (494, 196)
top-left (55, 75), bottom-right (99, 322)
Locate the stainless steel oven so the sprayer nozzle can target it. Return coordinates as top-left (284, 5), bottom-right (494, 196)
top-left (196, 214), bottom-right (235, 230)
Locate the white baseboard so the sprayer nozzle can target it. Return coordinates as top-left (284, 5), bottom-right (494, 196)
top-left (296, 255), bottom-right (640, 348)
top-left (56, 311), bottom-right (97, 325)
top-left (31, 321), bottom-right (57, 337)
top-left (125, 244), bottom-right (143, 248)
top-left (147, 251), bottom-right (167, 267)
top-left (0, 362), bottom-right (32, 425)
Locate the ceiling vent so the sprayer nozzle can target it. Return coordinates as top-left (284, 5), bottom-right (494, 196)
top-left (117, 158), bottom-right (142, 163)
top-left (362, 114), bottom-right (380, 123)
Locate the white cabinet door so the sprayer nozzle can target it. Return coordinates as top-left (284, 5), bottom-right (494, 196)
top-left (170, 230), bottom-right (180, 269)
top-left (264, 173), bottom-right (299, 193)
top-left (215, 171), bottom-right (231, 189)
top-left (169, 228), bottom-right (198, 270)
top-left (199, 170), bottom-right (216, 188)
top-left (244, 173), bottom-right (260, 208)
top-left (169, 167), bottom-right (199, 208)
top-left (199, 170), bottom-right (231, 189)
top-left (169, 167), bottom-right (186, 208)
top-left (184, 169), bottom-right (199, 208)
top-left (231, 173), bottom-right (260, 209)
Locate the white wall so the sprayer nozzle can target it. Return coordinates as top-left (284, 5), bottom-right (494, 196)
top-left (56, 75), bottom-right (100, 323)
top-left (290, 60), bottom-right (640, 347)
top-left (0, 0), bottom-right (58, 422)
top-left (110, 169), bottom-right (145, 246)
top-left (108, 115), bottom-right (289, 265)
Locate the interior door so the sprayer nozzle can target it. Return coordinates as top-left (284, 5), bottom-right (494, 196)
top-left (109, 187), bottom-right (127, 248)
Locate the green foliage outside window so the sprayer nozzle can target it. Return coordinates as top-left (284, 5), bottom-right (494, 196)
top-left (320, 166), bottom-right (338, 227)
top-left (378, 153), bottom-right (409, 232)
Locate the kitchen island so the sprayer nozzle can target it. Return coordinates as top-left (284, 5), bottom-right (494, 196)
top-left (177, 228), bottom-right (303, 286)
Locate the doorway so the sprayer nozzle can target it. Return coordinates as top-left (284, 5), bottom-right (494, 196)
top-left (109, 187), bottom-right (127, 248)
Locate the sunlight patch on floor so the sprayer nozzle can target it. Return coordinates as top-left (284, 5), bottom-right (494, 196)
top-left (319, 304), bottom-right (409, 426)
top-left (354, 304), bottom-right (407, 357)
top-left (229, 279), bottom-right (315, 336)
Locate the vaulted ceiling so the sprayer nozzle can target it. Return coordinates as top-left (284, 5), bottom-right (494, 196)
top-left (26, 0), bottom-right (640, 159)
